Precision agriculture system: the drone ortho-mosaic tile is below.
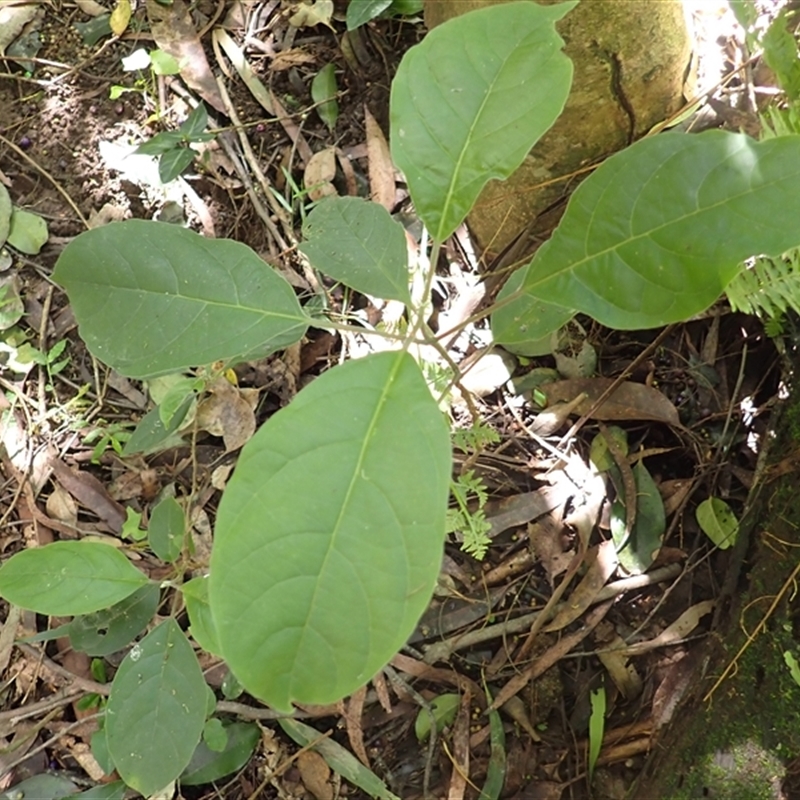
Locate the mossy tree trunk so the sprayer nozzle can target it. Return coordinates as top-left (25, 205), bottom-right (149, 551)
top-left (423, 0), bottom-right (694, 259)
top-left (629, 394), bottom-right (800, 800)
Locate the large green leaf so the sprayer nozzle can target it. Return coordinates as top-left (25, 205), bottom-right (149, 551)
top-left (493, 131), bottom-right (800, 345)
top-left (300, 197), bottom-right (411, 303)
top-left (105, 619), bottom-right (207, 795)
top-left (69, 582), bottom-right (160, 656)
top-left (210, 351), bottom-right (451, 712)
top-left (180, 722), bottom-right (260, 786)
top-left (52, 220), bottom-right (309, 378)
top-left (389, 1), bottom-right (575, 242)
top-left (0, 541), bottom-right (149, 616)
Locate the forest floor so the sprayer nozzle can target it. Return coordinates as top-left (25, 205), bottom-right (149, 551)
top-left (0, 1), bottom-right (798, 799)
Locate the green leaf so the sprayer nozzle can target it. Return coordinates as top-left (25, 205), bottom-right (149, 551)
top-left (105, 619), bottom-right (207, 796)
top-left (53, 220), bottom-right (309, 378)
top-left (210, 351), bottom-right (451, 712)
top-left (74, 14), bottom-right (112, 46)
top-left (135, 131), bottom-right (185, 155)
top-left (202, 717), bottom-right (228, 752)
top-left (73, 781), bottom-right (126, 800)
top-left (493, 132), bottom-right (800, 345)
top-left (279, 718), bottom-right (402, 800)
top-left (0, 541), bottom-right (149, 616)
top-left (388, 0), bottom-right (422, 16)
top-left (180, 721), bottom-right (260, 786)
top-left (588, 687), bottom-right (606, 781)
top-left (784, 651), bottom-right (800, 688)
top-left (0, 274), bottom-right (24, 330)
top-left (158, 146), bottom-right (196, 183)
top-left (182, 576), bottom-right (221, 655)
top-left (0, 775), bottom-right (78, 800)
top-left (414, 693), bottom-right (459, 741)
top-left (122, 404), bottom-right (187, 455)
top-left (610, 461), bottom-right (665, 575)
top-left (148, 496), bottom-right (185, 562)
top-left (311, 63), bottom-right (338, 130)
top-left (69, 582), bottom-right (160, 656)
top-left (0, 183), bottom-right (10, 247)
top-left (478, 689), bottom-right (505, 800)
top-left (696, 497), bottom-right (738, 550)
top-left (149, 48), bottom-right (181, 75)
top-left (300, 197), bottom-right (411, 303)
top-left (346, 0), bottom-right (392, 29)
top-left (389, 1), bottom-right (575, 242)
top-left (7, 207), bottom-right (48, 254)
top-left (763, 11), bottom-right (800, 101)
top-left (180, 103), bottom-right (208, 138)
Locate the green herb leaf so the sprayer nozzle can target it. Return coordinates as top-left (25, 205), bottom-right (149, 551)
top-left (311, 63), bottom-right (338, 130)
top-left (494, 132), bottom-right (800, 345)
top-left (53, 220), bottom-right (310, 378)
top-left (696, 497), bottom-right (738, 550)
top-left (390, 1), bottom-right (575, 241)
top-left (69, 582), bottom-right (160, 656)
top-left (346, 0), bottom-right (392, 29)
top-left (180, 722), bottom-right (260, 786)
top-left (105, 619), bottom-right (207, 795)
top-left (300, 197), bottom-right (411, 303)
top-left (148, 496), bottom-right (185, 562)
top-left (0, 541), bottom-right (149, 616)
top-left (210, 351), bottom-right (451, 712)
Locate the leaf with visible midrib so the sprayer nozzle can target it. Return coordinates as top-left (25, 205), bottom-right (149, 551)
top-left (106, 619), bottom-right (207, 795)
top-left (300, 197), bottom-right (411, 303)
top-left (493, 131), bottom-right (800, 346)
top-left (0, 541), bottom-right (149, 616)
top-left (390, 0), bottom-right (576, 242)
top-left (209, 351), bottom-right (451, 712)
top-left (53, 220), bottom-right (310, 378)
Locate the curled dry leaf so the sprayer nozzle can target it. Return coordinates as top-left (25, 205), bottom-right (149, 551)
top-left (195, 377), bottom-right (256, 453)
top-left (45, 485), bottom-right (78, 528)
top-left (304, 148), bottom-right (337, 202)
top-left (297, 750), bottom-right (334, 800)
top-left (364, 106), bottom-right (395, 210)
top-left (541, 378), bottom-right (680, 425)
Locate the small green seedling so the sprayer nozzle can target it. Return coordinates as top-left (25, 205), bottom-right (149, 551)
top-left (111, 48), bottom-right (181, 105)
top-left (135, 103), bottom-right (215, 183)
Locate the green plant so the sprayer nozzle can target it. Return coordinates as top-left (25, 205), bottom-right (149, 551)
top-left (110, 47), bottom-right (181, 105)
top-left (4, 1), bottom-right (800, 793)
top-left (345, 0), bottom-right (424, 32)
top-left (135, 103), bottom-right (215, 183)
top-left (447, 470), bottom-right (493, 560)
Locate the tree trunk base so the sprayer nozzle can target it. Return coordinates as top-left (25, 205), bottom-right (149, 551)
top-left (631, 387), bottom-right (800, 800)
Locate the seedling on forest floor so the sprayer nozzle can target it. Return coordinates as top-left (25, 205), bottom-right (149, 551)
top-left (11, 2), bottom-right (800, 794)
top-left (111, 48), bottom-right (181, 108)
top-left (135, 103), bottom-right (215, 184)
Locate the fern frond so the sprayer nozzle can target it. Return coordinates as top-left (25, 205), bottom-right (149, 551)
top-left (726, 251), bottom-right (800, 319)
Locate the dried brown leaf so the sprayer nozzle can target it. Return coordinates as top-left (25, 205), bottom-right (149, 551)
top-left (304, 148), bottom-right (337, 202)
top-left (364, 106), bottom-right (395, 211)
top-left (297, 750), bottom-right (334, 800)
top-left (48, 453), bottom-right (126, 532)
top-left (544, 540), bottom-right (618, 632)
top-left (146, 0), bottom-right (224, 113)
top-left (541, 378), bottom-right (680, 425)
top-left (195, 377), bottom-right (256, 453)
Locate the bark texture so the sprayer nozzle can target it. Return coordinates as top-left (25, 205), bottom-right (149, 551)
top-left (424, 0), bottom-right (693, 259)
